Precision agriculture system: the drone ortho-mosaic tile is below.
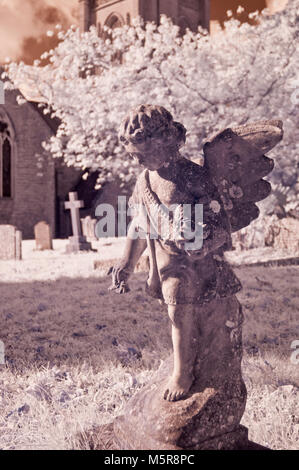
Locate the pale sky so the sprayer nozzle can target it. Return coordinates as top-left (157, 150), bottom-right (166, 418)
top-left (0, 0), bottom-right (78, 64)
top-left (0, 0), bottom-right (288, 65)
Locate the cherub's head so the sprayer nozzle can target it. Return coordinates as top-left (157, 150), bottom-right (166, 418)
top-left (118, 105), bottom-right (186, 170)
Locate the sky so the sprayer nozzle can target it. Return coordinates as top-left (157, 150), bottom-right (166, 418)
top-left (0, 0), bottom-right (288, 65)
top-left (0, 0), bottom-right (78, 64)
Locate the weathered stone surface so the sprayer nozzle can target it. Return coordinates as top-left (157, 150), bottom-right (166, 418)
top-left (34, 221), bottom-right (53, 251)
top-left (15, 230), bottom-right (22, 260)
top-left (203, 125), bottom-right (281, 232)
top-left (65, 235), bottom-right (93, 254)
top-left (232, 215), bottom-right (299, 252)
top-left (265, 216), bottom-right (299, 252)
top-left (81, 216), bottom-right (97, 241)
top-left (0, 225), bottom-right (16, 260)
top-left (232, 120), bottom-right (283, 154)
top-left (114, 296), bottom-right (247, 450)
top-left (0, 224), bottom-right (22, 260)
top-left (94, 255), bottom-right (149, 273)
top-left (109, 107), bottom-right (281, 451)
top-left (65, 192), bottom-right (92, 252)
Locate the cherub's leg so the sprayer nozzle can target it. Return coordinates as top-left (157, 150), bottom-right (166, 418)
top-left (163, 304), bottom-right (198, 402)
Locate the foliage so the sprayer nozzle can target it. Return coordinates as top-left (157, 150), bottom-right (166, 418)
top-left (2, 0), bottom-right (298, 198)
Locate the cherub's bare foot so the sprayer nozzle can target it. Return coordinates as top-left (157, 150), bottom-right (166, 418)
top-left (163, 374), bottom-right (194, 402)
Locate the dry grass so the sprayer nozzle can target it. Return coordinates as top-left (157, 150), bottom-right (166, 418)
top-left (0, 243), bottom-right (298, 450)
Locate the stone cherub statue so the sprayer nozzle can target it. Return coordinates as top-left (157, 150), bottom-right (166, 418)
top-left (108, 104), bottom-right (283, 410)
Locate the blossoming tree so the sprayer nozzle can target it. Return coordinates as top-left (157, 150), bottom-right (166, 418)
top-left (2, 0), bottom-right (298, 212)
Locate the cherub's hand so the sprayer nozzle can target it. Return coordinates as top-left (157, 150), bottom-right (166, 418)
top-left (107, 261), bottom-right (132, 294)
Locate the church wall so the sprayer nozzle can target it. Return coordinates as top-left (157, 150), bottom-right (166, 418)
top-left (86, 0), bottom-right (287, 35)
top-left (139, 0), bottom-right (179, 25)
top-left (157, 0), bottom-right (179, 19)
top-left (92, 0), bottom-right (210, 34)
top-left (139, 0), bottom-right (159, 24)
top-left (178, 0), bottom-right (209, 31)
top-left (95, 0), bottom-right (139, 30)
top-left (0, 90), bottom-right (56, 239)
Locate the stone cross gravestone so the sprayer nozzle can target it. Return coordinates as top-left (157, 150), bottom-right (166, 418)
top-left (34, 221), bottom-right (53, 251)
top-left (64, 192), bottom-right (92, 253)
top-left (0, 225), bottom-right (22, 260)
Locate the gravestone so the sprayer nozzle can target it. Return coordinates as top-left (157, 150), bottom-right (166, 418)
top-left (0, 225), bottom-right (22, 260)
top-left (15, 230), bottom-right (22, 260)
top-left (265, 216), bottom-right (299, 252)
top-left (64, 192), bottom-right (92, 253)
top-left (81, 216), bottom-right (97, 242)
top-left (34, 221), bottom-right (53, 250)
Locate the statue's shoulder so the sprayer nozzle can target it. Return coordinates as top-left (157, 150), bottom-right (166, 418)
top-left (129, 169), bottom-right (147, 205)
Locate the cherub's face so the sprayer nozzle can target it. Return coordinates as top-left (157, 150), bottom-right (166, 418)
top-left (127, 138), bottom-right (171, 171)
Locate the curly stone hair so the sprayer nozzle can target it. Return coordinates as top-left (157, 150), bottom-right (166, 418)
top-left (118, 104), bottom-right (186, 150)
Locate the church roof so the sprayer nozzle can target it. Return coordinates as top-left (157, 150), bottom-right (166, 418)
top-left (1, 66), bottom-right (60, 134)
top-left (28, 101), bottom-right (60, 134)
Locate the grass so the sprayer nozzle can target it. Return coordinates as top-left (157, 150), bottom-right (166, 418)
top-left (0, 264), bottom-right (298, 450)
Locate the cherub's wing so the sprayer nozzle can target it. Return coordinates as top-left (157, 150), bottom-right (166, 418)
top-left (203, 120), bottom-right (283, 232)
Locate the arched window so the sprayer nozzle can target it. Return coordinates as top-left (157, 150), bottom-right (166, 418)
top-left (0, 121), bottom-right (12, 198)
top-left (103, 13), bottom-right (125, 62)
top-left (105, 12), bottom-right (125, 30)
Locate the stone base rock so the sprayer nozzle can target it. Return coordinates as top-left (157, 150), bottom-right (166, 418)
top-left (114, 418), bottom-right (249, 451)
top-left (113, 295), bottom-right (249, 450)
top-left (86, 422), bottom-right (269, 450)
top-left (114, 355), bottom-right (247, 450)
top-left (65, 235), bottom-right (93, 253)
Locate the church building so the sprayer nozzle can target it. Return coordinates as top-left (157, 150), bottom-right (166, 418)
top-left (0, 81), bottom-right (85, 239)
top-left (79, 0), bottom-right (210, 34)
top-left (0, 0), bottom-right (288, 240)
top-left (79, 0), bottom-right (287, 35)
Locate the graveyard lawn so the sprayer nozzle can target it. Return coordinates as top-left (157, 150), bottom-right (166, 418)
top-left (0, 240), bottom-right (298, 450)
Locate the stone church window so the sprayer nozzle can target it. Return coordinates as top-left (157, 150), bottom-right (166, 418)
top-left (103, 13), bottom-right (125, 62)
top-left (105, 13), bottom-right (125, 30)
top-left (0, 121), bottom-right (12, 198)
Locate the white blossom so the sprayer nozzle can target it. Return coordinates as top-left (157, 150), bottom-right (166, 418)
top-left (2, 0), bottom-right (298, 204)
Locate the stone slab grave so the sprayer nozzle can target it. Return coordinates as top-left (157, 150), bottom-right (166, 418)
top-left (34, 221), bottom-right (53, 251)
top-left (265, 216), bottom-right (299, 252)
top-left (0, 225), bottom-right (22, 260)
top-left (81, 216), bottom-right (97, 242)
top-left (232, 215), bottom-right (299, 253)
top-left (64, 192), bottom-right (93, 253)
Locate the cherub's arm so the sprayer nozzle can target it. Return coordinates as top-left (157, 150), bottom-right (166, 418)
top-left (108, 219), bottom-right (147, 293)
top-left (120, 220), bottom-right (147, 272)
